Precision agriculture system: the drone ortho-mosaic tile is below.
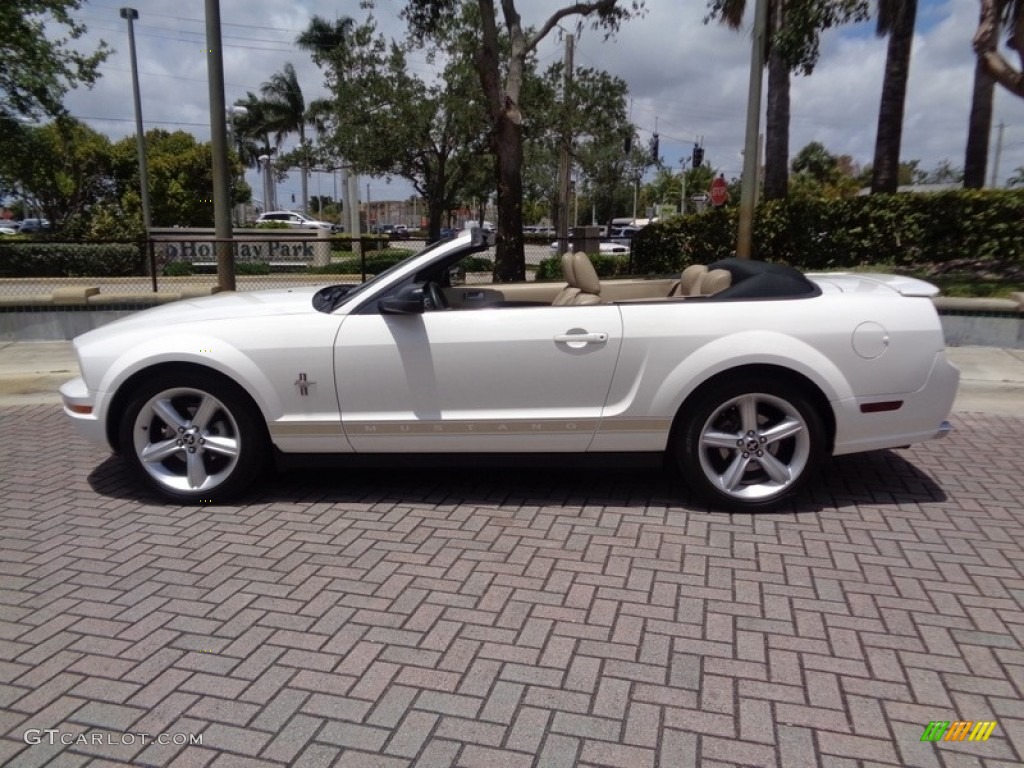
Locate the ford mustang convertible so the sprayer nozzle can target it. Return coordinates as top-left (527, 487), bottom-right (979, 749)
top-left (61, 228), bottom-right (958, 511)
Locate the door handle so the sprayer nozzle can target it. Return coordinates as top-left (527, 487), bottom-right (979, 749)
top-left (464, 291), bottom-right (485, 300)
top-left (554, 331), bottom-right (608, 345)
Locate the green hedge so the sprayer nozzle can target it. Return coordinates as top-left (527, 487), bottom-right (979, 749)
top-left (0, 242), bottom-right (145, 278)
top-left (535, 253), bottom-right (631, 281)
top-left (632, 189), bottom-right (1024, 274)
top-left (311, 248), bottom-right (417, 275)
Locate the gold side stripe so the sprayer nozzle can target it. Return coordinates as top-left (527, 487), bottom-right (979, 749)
top-left (271, 418), bottom-right (671, 438)
top-left (270, 423), bottom-right (343, 437)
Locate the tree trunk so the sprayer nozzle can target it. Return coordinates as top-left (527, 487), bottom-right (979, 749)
top-left (426, 195), bottom-right (445, 243)
top-left (492, 111), bottom-right (526, 282)
top-left (974, 0), bottom-right (1024, 99)
top-left (763, 45), bottom-right (790, 201)
top-left (299, 125), bottom-right (309, 214)
top-left (964, 58), bottom-right (995, 189)
top-left (871, 0), bottom-right (918, 194)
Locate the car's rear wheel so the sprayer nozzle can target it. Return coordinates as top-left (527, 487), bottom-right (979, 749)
top-left (118, 372), bottom-right (268, 502)
top-left (676, 378), bottom-right (824, 512)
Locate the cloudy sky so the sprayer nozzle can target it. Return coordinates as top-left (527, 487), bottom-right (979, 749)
top-left (61, 0), bottom-right (1024, 206)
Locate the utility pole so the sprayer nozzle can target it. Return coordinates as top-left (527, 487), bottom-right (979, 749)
top-left (680, 158), bottom-right (689, 216)
top-left (119, 8), bottom-right (151, 233)
top-left (737, 0), bottom-right (769, 259)
top-left (990, 121), bottom-right (1006, 188)
top-left (204, 0), bottom-right (234, 291)
top-left (556, 34), bottom-right (575, 256)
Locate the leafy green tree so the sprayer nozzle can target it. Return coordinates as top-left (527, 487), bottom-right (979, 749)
top-left (643, 164), bottom-right (716, 212)
top-left (0, 117), bottom-right (114, 230)
top-left (404, 0), bottom-right (647, 281)
top-left (299, 11), bottom-right (490, 243)
top-left (917, 159), bottom-right (964, 185)
top-left (111, 130), bottom-right (249, 227)
top-left (789, 142), bottom-right (861, 199)
top-left (707, 1), bottom-right (869, 200)
top-left (523, 64), bottom-right (637, 233)
top-left (0, 1), bottom-right (110, 128)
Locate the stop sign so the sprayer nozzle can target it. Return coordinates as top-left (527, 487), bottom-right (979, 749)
top-left (710, 176), bottom-right (729, 207)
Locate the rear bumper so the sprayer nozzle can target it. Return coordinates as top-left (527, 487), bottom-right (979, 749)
top-left (832, 350), bottom-right (960, 456)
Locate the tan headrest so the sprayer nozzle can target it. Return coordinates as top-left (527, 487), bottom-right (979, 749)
top-left (680, 264), bottom-right (707, 295)
top-left (572, 252), bottom-right (601, 295)
top-left (700, 268), bottom-right (732, 295)
top-left (561, 251), bottom-right (577, 286)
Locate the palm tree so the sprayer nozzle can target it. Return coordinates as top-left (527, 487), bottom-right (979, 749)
top-left (965, 0), bottom-right (1023, 187)
top-left (963, 60), bottom-right (995, 188)
top-left (260, 63), bottom-right (315, 213)
top-left (296, 15), bottom-right (355, 64)
top-left (974, 0), bottom-right (1024, 99)
top-left (715, 0), bottom-right (791, 200)
top-left (870, 0), bottom-right (918, 194)
top-left (712, 1), bottom-right (869, 201)
top-left (231, 92), bottom-right (273, 170)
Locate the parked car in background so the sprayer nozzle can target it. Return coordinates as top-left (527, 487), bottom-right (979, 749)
top-left (16, 218), bottom-right (51, 234)
top-left (371, 223), bottom-right (395, 236)
top-left (61, 229), bottom-right (958, 512)
top-left (549, 240), bottom-right (629, 255)
top-left (255, 211), bottom-right (340, 232)
top-left (0, 226), bottom-right (19, 236)
top-left (392, 224), bottom-right (410, 239)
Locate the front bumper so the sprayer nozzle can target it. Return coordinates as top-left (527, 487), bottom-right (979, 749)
top-left (60, 377), bottom-right (109, 448)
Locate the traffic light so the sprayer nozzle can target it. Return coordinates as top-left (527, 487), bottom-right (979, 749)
top-left (650, 133), bottom-right (659, 163)
top-left (624, 134), bottom-right (632, 155)
top-left (692, 145), bottom-right (704, 168)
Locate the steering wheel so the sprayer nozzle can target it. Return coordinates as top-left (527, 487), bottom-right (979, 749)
top-left (423, 281), bottom-right (448, 311)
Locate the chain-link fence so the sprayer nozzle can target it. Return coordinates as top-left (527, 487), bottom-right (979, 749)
top-left (0, 232), bottom-right (633, 300)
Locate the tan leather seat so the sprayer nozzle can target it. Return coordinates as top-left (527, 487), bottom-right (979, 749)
top-left (552, 252), bottom-right (603, 305)
top-left (670, 264), bottom-right (708, 297)
top-left (552, 252), bottom-right (581, 306)
top-left (700, 268), bottom-right (732, 295)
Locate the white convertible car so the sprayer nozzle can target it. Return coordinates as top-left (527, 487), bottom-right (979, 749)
top-left (61, 228), bottom-right (958, 511)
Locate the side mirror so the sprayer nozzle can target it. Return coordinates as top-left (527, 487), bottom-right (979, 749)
top-left (379, 284), bottom-right (425, 315)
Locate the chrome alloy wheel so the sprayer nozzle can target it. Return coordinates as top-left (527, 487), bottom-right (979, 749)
top-left (131, 387), bottom-right (242, 493)
top-left (696, 392), bottom-right (811, 502)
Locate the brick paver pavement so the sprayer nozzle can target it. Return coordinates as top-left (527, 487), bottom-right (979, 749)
top-left (0, 405), bottom-right (1021, 768)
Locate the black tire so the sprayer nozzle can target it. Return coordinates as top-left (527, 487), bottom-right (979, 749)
top-left (117, 370), bottom-right (268, 503)
top-left (675, 377), bottom-right (825, 512)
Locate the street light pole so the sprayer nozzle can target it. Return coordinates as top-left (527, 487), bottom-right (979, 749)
top-left (119, 8), bottom-right (152, 233)
top-left (737, 0), bottom-right (768, 259)
top-left (680, 158), bottom-right (689, 216)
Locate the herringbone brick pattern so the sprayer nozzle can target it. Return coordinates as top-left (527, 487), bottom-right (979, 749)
top-left (0, 405), bottom-right (1021, 767)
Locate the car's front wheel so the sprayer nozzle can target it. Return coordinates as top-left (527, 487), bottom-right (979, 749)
top-left (118, 372), bottom-right (268, 502)
top-left (675, 378), bottom-right (825, 512)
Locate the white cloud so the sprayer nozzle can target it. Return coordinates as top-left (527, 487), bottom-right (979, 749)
top-left (60, 0), bottom-right (1024, 203)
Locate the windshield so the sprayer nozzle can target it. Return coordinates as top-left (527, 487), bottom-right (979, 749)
top-left (323, 238), bottom-right (454, 312)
